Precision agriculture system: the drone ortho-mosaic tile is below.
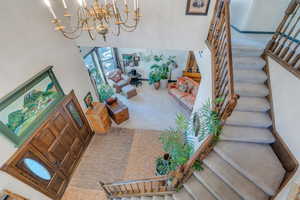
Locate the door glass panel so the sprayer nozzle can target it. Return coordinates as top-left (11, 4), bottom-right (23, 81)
top-left (23, 158), bottom-right (51, 180)
top-left (98, 47), bottom-right (117, 75)
top-left (66, 101), bottom-right (84, 129)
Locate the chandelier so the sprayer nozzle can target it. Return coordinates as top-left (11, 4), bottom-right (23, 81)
top-left (44, 0), bottom-right (141, 41)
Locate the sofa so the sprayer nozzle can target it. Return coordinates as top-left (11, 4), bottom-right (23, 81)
top-left (107, 69), bottom-right (131, 93)
top-left (168, 77), bottom-right (199, 112)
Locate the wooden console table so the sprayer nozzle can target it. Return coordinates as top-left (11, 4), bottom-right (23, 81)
top-left (106, 100), bottom-right (129, 124)
top-left (85, 102), bottom-right (111, 133)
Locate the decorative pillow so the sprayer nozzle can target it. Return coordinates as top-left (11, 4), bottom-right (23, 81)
top-left (111, 74), bottom-right (123, 83)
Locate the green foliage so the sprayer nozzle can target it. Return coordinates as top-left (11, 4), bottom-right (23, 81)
top-left (7, 110), bottom-right (25, 132)
top-left (98, 84), bottom-right (114, 102)
top-left (194, 98), bottom-right (223, 142)
top-left (193, 160), bottom-right (204, 171)
top-left (158, 114), bottom-right (202, 175)
top-left (156, 157), bottom-right (170, 175)
top-left (148, 70), bottom-right (161, 85)
top-left (148, 54), bottom-right (177, 83)
top-left (150, 63), bottom-right (169, 80)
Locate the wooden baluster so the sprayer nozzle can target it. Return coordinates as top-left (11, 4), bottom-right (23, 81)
top-left (274, 15), bottom-right (300, 56)
top-left (129, 184), bottom-right (135, 193)
top-left (136, 183), bottom-right (141, 193)
top-left (280, 28), bottom-right (300, 59)
top-left (271, 5), bottom-right (300, 52)
top-left (290, 53), bottom-right (300, 67)
top-left (98, 181), bottom-right (112, 197)
top-left (266, 0), bottom-right (299, 51)
top-left (150, 181), bottom-right (153, 192)
top-left (286, 41), bottom-right (300, 63)
top-left (143, 181), bottom-right (147, 193)
top-left (123, 185), bottom-right (129, 194)
top-left (118, 185), bottom-right (123, 194)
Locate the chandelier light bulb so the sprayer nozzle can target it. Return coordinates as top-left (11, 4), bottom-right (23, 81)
top-left (44, 0), bottom-right (57, 19)
top-left (62, 0), bottom-right (67, 9)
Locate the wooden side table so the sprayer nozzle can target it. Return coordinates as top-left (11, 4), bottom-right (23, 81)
top-left (85, 102), bottom-right (111, 134)
top-left (106, 100), bottom-right (129, 124)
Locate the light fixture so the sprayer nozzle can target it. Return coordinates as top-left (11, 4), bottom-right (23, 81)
top-left (44, 0), bottom-right (141, 41)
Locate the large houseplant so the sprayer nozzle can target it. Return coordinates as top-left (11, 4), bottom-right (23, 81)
top-left (98, 83), bottom-right (115, 103)
top-left (148, 70), bottom-right (161, 90)
top-left (156, 114), bottom-right (201, 176)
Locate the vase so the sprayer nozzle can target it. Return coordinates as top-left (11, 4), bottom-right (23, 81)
top-left (154, 82), bottom-right (160, 90)
top-left (160, 79), bottom-right (168, 89)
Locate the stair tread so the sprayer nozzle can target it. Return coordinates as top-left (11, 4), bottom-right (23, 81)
top-left (220, 125), bottom-right (275, 144)
top-left (204, 151), bottom-right (269, 200)
top-left (184, 175), bottom-right (216, 200)
top-left (214, 141), bottom-right (286, 196)
top-left (236, 97), bottom-right (270, 112)
top-left (164, 195), bottom-right (174, 200)
top-left (233, 56), bottom-right (266, 70)
top-left (141, 197), bottom-right (152, 200)
top-left (173, 188), bottom-right (193, 200)
top-left (235, 83), bottom-right (269, 97)
top-left (153, 196), bottom-right (164, 200)
top-left (234, 69), bottom-right (268, 84)
top-left (226, 111), bottom-right (272, 128)
top-left (194, 165), bottom-right (242, 200)
top-left (232, 39), bottom-right (264, 57)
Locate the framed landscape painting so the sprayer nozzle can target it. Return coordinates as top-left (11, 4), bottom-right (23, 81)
top-left (0, 66), bottom-right (64, 146)
top-left (186, 0), bottom-right (211, 15)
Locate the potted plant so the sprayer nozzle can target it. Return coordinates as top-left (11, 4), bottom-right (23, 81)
top-left (149, 63), bottom-right (169, 89)
top-left (156, 114), bottom-right (201, 175)
top-left (149, 70), bottom-right (161, 90)
top-left (98, 83), bottom-right (115, 104)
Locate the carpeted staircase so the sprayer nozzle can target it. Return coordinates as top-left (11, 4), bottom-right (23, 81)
top-left (113, 39), bottom-right (286, 200)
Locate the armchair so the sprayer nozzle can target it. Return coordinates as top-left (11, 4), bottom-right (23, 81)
top-left (107, 69), bottom-right (131, 93)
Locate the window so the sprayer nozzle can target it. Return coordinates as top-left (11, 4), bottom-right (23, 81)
top-left (97, 47), bottom-right (117, 75)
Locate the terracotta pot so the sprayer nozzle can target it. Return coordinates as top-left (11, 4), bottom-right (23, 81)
top-left (154, 81), bottom-right (160, 90)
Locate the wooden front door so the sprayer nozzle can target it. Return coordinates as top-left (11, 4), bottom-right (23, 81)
top-left (1, 91), bottom-right (94, 200)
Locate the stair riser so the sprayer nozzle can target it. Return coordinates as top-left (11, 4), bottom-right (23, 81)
top-left (233, 48), bottom-right (264, 57)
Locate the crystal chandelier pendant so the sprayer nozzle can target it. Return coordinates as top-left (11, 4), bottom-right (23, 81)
top-left (43, 0), bottom-right (141, 41)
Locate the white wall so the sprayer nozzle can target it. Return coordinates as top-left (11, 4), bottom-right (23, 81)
top-left (231, 0), bottom-right (289, 32)
top-left (0, 0), bottom-right (96, 199)
top-left (75, 0), bottom-right (216, 51)
top-left (117, 48), bottom-right (188, 80)
top-left (186, 46), bottom-right (212, 151)
top-left (268, 58), bottom-right (300, 200)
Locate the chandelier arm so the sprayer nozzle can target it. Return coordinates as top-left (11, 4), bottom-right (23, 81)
top-left (120, 24), bottom-right (138, 32)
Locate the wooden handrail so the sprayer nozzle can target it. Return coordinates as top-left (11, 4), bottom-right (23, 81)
top-left (171, 0), bottom-right (239, 189)
top-left (265, 0), bottom-right (300, 79)
top-left (100, 176), bottom-right (173, 198)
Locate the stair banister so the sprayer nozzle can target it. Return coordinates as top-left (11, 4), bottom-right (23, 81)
top-left (265, 0), bottom-right (300, 79)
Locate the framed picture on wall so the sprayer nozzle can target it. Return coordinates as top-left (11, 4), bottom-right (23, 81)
top-left (83, 92), bottom-right (94, 109)
top-left (186, 0), bottom-right (211, 16)
top-left (0, 66), bottom-right (64, 146)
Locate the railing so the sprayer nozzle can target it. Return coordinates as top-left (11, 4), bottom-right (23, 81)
top-left (99, 176), bottom-right (173, 199)
top-left (171, 0), bottom-right (239, 188)
top-left (265, 0), bottom-right (300, 79)
top-left (208, 0), bottom-right (239, 120)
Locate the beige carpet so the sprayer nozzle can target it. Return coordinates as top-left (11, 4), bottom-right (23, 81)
top-left (69, 127), bottom-right (135, 189)
top-left (63, 127), bottom-right (164, 200)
